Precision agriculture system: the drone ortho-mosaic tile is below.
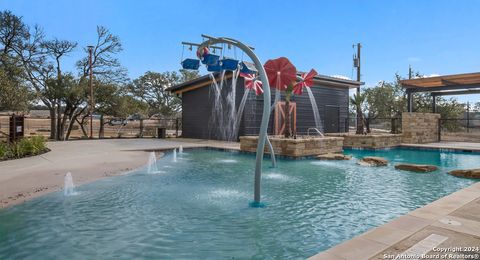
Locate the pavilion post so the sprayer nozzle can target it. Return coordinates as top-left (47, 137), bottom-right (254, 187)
top-left (432, 94), bottom-right (437, 113)
top-left (407, 89), bottom-right (413, 112)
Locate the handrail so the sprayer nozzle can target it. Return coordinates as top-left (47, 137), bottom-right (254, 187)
top-left (307, 127), bottom-right (324, 137)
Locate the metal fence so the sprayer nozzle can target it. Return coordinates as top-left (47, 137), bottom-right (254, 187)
top-left (347, 117), bottom-right (402, 134)
top-left (439, 118), bottom-right (480, 142)
top-left (0, 115), bottom-right (182, 141)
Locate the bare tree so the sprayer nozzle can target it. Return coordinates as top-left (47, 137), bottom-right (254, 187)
top-left (0, 10), bottom-right (29, 65)
top-left (76, 26), bottom-right (127, 83)
top-left (42, 39), bottom-right (78, 139)
top-left (8, 22), bottom-right (60, 139)
top-left (0, 11), bottom-right (34, 112)
top-left (66, 26), bottom-right (129, 139)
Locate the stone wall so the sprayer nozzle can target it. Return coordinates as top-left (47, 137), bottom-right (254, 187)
top-left (326, 133), bottom-right (403, 148)
top-left (402, 112), bottom-right (440, 144)
top-left (239, 136), bottom-right (344, 157)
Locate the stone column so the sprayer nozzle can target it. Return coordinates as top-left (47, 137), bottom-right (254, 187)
top-left (402, 112), bottom-right (441, 144)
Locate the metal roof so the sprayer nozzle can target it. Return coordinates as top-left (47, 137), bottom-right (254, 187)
top-left (167, 72), bottom-right (363, 94)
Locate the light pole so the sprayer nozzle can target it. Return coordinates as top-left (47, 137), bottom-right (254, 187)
top-left (87, 45), bottom-right (94, 139)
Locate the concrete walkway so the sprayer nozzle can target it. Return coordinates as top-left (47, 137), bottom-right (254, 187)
top-left (402, 141), bottom-right (480, 152)
top-left (0, 138), bottom-right (239, 208)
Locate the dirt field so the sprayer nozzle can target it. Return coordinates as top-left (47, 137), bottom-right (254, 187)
top-left (0, 116), bottom-right (180, 140)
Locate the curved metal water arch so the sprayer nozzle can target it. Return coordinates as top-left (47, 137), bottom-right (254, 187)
top-left (198, 35), bottom-right (271, 204)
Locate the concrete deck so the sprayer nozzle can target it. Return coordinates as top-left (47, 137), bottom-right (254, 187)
top-left (402, 141), bottom-right (480, 152)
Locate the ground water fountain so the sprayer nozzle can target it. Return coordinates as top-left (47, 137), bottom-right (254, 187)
top-left (147, 152), bottom-right (159, 174)
top-left (64, 172), bottom-right (76, 196)
top-left (173, 148), bottom-right (177, 162)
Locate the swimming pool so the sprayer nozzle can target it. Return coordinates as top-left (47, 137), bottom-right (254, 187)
top-left (0, 148), bottom-right (478, 259)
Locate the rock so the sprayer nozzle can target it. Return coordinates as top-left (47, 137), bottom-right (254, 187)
top-left (316, 153), bottom-right (352, 160)
top-left (357, 156), bottom-right (388, 166)
top-left (395, 164), bottom-right (438, 173)
top-left (448, 169), bottom-right (480, 179)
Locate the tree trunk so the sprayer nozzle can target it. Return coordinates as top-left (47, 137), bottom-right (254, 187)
top-left (284, 99), bottom-right (291, 138)
top-left (365, 117), bottom-right (371, 134)
top-left (77, 114), bottom-right (89, 137)
top-left (356, 104), bottom-right (364, 134)
top-left (49, 107), bottom-right (56, 140)
top-left (59, 107), bottom-right (70, 141)
top-left (357, 109), bottom-right (365, 134)
top-left (65, 117), bottom-right (75, 140)
top-left (56, 104), bottom-right (62, 140)
top-left (60, 105), bottom-right (74, 141)
top-left (65, 107), bottom-right (85, 140)
top-left (99, 114), bottom-right (105, 139)
top-left (139, 119), bottom-right (144, 138)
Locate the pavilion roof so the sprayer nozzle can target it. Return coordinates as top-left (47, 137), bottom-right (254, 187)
top-left (400, 72), bottom-right (480, 96)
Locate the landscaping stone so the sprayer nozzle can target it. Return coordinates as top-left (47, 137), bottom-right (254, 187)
top-left (239, 136), bottom-right (343, 157)
top-left (325, 133), bottom-right (402, 149)
top-left (395, 164), bottom-right (438, 172)
top-left (316, 153), bottom-right (352, 160)
top-left (357, 156), bottom-right (388, 166)
top-left (448, 169), bottom-right (480, 179)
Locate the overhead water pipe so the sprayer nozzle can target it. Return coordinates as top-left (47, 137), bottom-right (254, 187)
top-left (199, 35), bottom-right (271, 205)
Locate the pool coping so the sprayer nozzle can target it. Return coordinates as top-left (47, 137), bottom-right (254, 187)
top-left (400, 143), bottom-right (480, 153)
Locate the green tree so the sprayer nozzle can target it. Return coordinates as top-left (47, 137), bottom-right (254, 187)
top-left (0, 10), bottom-right (67, 139)
top-left (129, 69), bottom-right (199, 117)
top-left (474, 102), bottom-right (480, 112)
top-left (0, 67), bottom-right (32, 112)
top-left (350, 92), bottom-right (366, 134)
top-left (42, 38), bottom-right (78, 140)
top-left (0, 11), bottom-right (33, 112)
top-left (361, 72), bottom-right (465, 133)
top-left (95, 83), bottom-right (148, 138)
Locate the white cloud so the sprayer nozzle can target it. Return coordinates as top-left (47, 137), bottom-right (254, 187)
top-left (413, 74), bottom-right (441, 79)
top-left (330, 75), bottom-right (351, 80)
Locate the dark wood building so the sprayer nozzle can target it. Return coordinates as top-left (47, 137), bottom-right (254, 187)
top-left (168, 72), bottom-right (362, 140)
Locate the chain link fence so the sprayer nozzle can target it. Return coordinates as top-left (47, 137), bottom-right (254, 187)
top-left (0, 115), bottom-right (182, 141)
top-left (347, 117), bottom-right (402, 134)
top-left (440, 118), bottom-right (480, 142)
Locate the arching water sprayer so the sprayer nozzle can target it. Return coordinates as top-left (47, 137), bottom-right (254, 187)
top-left (181, 35), bottom-right (273, 206)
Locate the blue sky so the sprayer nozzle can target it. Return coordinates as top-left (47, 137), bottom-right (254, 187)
top-left (2, 0), bottom-right (480, 103)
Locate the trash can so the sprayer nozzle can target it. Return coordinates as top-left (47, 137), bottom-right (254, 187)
top-left (157, 127), bottom-right (166, 139)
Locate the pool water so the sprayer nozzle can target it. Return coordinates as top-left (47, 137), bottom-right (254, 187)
top-left (0, 148), bottom-right (478, 259)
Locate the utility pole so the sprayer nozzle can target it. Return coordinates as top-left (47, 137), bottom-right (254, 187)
top-left (88, 46), bottom-right (94, 139)
top-left (354, 43), bottom-right (361, 93)
top-left (353, 43), bottom-right (362, 133)
top-left (408, 65), bottom-right (413, 79)
top-left (467, 102), bottom-right (470, 133)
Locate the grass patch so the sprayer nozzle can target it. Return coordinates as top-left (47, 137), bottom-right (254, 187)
top-left (0, 136), bottom-right (49, 161)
